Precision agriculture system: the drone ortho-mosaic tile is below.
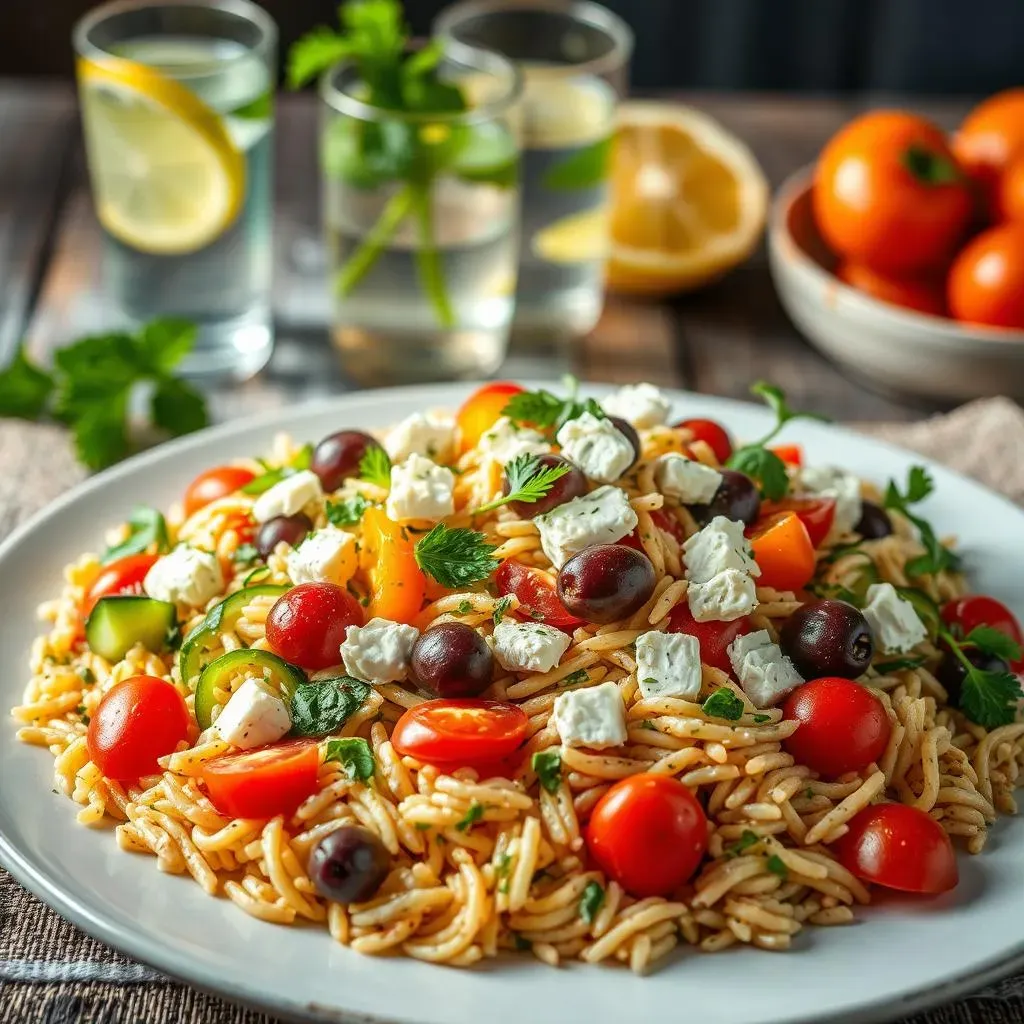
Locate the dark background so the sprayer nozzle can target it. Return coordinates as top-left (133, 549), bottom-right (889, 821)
top-left (3, 0), bottom-right (1024, 94)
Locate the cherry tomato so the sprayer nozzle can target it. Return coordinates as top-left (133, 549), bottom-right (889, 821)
top-left (456, 382), bottom-right (525, 453)
top-left (760, 496), bottom-right (837, 549)
top-left (998, 156), bottom-right (1024, 224)
top-left (495, 559), bottom-right (584, 629)
top-left (942, 595), bottom-right (1024, 671)
top-left (953, 88), bottom-right (1024, 222)
top-left (833, 803), bottom-right (958, 894)
top-left (948, 222), bottom-right (1024, 330)
top-left (360, 507), bottom-right (426, 624)
top-left (86, 675), bottom-right (190, 781)
top-left (783, 677), bottom-right (891, 778)
top-left (183, 466), bottom-right (257, 518)
top-left (749, 511), bottom-right (816, 593)
top-left (770, 444), bottom-right (804, 467)
top-left (622, 509), bottom-right (687, 554)
top-left (266, 582), bottom-right (363, 671)
top-left (391, 699), bottom-right (529, 767)
top-left (667, 603), bottom-right (752, 674)
top-left (82, 553), bottom-right (159, 616)
top-left (674, 418), bottom-right (733, 465)
top-left (201, 739), bottom-right (319, 819)
top-left (836, 261), bottom-right (947, 317)
top-left (585, 774), bottom-right (707, 898)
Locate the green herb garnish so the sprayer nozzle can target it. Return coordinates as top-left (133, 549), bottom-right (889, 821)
top-left (292, 677), bottom-right (371, 737)
top-left (324, 736), bottom-right (376, 781)
top-left (579, 881), bottom-right (605, 924)
top-left (874, 655), bottom-right (927, 674)
top-left (492, 595), bottom-right (513, 626)
top-left (102, 506), bottom-right (169, 563)
top-left (702, 687), bottom-right (745, 721)
top-left (473, 453), bottom-right (572, 515)
top-left (502, 386), bottom-right (605, 434)
top-left (358, 445), bottom-right (392, 489)
top-left (766, 854), bottom-right (789, 880)
top-left (456, 599), bottom-right (474, 615)
top-left (231, 543), bottom-right (261, 568)
top-left (561, 669), bottom-right (589, 688)
top-left (242, 448), bottom-right (317, 495)
top-left (455, 801), bottom-right (485, 832)
top-left (752, 713), bottom-right (771, 724)
top-left (413, 523), bottom-right (499, 589)
top-left (725, 829), bottom-right (761, 859)
top-left (531, 750), bottom-right (562, 794)
top-left (941, 625), bottom-right (1024, 728)
top-left (883, 466), bottom-right (960, 577)
top-left (326, 494), bottom-right (372, 526)
top-left (77, 667), bottom-right (96, 686)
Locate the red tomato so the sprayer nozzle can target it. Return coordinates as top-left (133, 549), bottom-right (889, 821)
top-left (495, 559), bottom-right (584, 629)
top-left (391, 700), bottom-right (529, 767)
top-left (947, 222), bottom-right (1024, 329)
top-left (760, 497), bottom-right (837, 549)
top-left (585, 774), bottom-right (708, 897)
top-left (86, 675), bottom-right (190, 781)
top-left (183, 466), bottom-right (257, 518)
top-left (783, 677), bottom-right (891, 778)
top-left (770, 444), bottom-right (804, 467)
top-left (942, 595), bottom-right (1024, 671)
top-left (456, 382), bottom-right (525, 453)
top-left (266, 582), bottom-right (363, 671)
top-left (667, 603), bottom-right (753, 674)
top-left (836, 260), bottom-right (947, 317)
top-left (749, 512), bottom-right (816, 593)
top-left (201, 739), bottom-right (319, 819)
top-left (674, 418), bottom-right (733, 465)
top-left (82, 553), bottom-right (159, 616)
top-left (833, 803), bottom-right (958, 894)
top-left (623, 509), bottom-right (687, 553)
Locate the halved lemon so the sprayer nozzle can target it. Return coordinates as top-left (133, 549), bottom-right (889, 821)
top-left (77, 56), bottom-right (244, 255)
top-left (607, 101), bottom-right (769, 295)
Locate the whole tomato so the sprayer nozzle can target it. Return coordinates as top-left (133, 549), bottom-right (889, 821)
top-left (836, 261), bottom-right (946, 318)
top-left (953, 89), bottom-right (1024, 222)
top-left (998, 157), bottom-right (1024, 224)
top-left (814, 111), bottom-right (973, 275)
top-left (947, 222), bottom-right (1024, 330)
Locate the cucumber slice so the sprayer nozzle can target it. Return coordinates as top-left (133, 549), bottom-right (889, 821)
top-left (85, 596), bottom-right (177, 663)
top-left (194, 649), bottom-right (306, 729)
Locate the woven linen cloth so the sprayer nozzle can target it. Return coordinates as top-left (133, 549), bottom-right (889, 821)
top-left (2, 398), bottom-right (1024, 1024)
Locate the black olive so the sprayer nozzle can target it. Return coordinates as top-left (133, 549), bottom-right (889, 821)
top-left (779, 599), bottom-right (875, 679)
top-left (855, 501), bottom-right (893, 539)
top-left (309, 825), bottom-right (390, 904)
top-left (557, 544), bottom-right (657, 624)
top-left (411, 621), bottom-right (494, 698)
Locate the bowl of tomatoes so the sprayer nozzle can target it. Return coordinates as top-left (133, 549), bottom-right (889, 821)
top-left (768, 94), bottom-right (1024, 403)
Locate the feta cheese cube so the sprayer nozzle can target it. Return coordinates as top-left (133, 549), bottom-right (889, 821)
top-left (386, 454), bottom-right (455, 521)
top-left (252, 470), bottom-right (323, 524)
top-left (384, 412), bottom-right (456, 464)
top-left (340, 617), bottom-right (421, 685)
top-left (555, 412), bottom-right (636, 483)
top-left (144, 545), bottom-right (223, 607)
top-left (478, 417), bottom-right (551, 462)
top-left (601, 383), bottom-right (671, 429)
top-left (492, 620), bottom-right (571, 674)
top-left (536, 484), bottom-right (639, 569)
top-left (551, 681), bottom-right (627, 749)
top-left (688, 569), bottom-right (759, 622)
top-left (285, 526), bottom-right (358, 586)
top-left (683, 516), bottom-right (760, 584)
top-left (636, 631), bottom-right (702, 699)
top-left (655, 453), bottom-right (723, 506)
top-left (727, 630), bottom-right (804, 708)
top-left (213, 677), bottom-right (291, 749)
top-left (799, 465), bottom-right (863, 537)
top-left (862, 582), bottom-right (929, 654)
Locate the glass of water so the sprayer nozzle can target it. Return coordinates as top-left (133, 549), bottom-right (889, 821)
top-left (321, 42), bottom-right (522, 386)
top-left (436, 0), bottom-right (633, 344)
top-left (73, 0), bottom-right (276, 380)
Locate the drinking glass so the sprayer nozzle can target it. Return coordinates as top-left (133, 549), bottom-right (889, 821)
top-left (435, 0), bottom-right (633, 342)
top-left (74, 0), bottom-right (277, 380)
top-left (321, 42), bottom-right (522, 386)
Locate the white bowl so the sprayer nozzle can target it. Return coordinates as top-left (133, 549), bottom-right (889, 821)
top-left (768, 167), bottom-right (1024, 403)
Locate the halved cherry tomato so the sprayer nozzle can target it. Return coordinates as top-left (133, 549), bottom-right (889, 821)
top-left (667, 603), bottom-right (752, 674)
top-left (183, 466), bottom-right (257, 518)
top-left (783, 677), bottom-right (891, 778)
top-left (622, 508), bottom-right (688, 553)
top-left (585, 774), bottom-right (707, 898)
top-left (674, 418), bottom-right (733, 465)
top-left (201, 739), bottom-right (319, 819)
top-left (759, 497), bottom-right (837, 549)
top-left (81, 553), bottom-right (159, 616)
top-left (456, 382), bottom-right (524, 453)
top-left (495, 559), bottom-right (584, 629)
top-left (86, 675), bottom-right (190, 781)
top-left (360, 507), bottom-right (426, 624)
top-left (770, 444), bottom-right (804, 467)
top-left (749, 512), bottom-right (816, 593)
top-left (833, 803), bottom-right (958, 894)
top-left (391, 699), bottom-right (529, 767)
top-left (266, 582), bottom-right (363, 670)
top-left (942, 595), bottom-right (1024, 671)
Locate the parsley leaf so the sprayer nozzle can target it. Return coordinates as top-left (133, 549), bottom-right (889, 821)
top-left (940, 626), bottom-right (1023, 728)
top-left (474, 453), bottom-right (572, 515)
top-left (492, 595), bottom-right (513, 626)
top-left (702, 687), bottom-right (745, 721)
top-left (561, 669), bottom-right (589, 688)
top-left (151, 375), bottom-right (208, 437)
top-left (242, 448), bottom-right (318, 495)
top-left (752, 713), bottom-right (772, 724)
top-left (102, 507), bottom-right (169, 563)
top-left (413, 523), bottom-right (499, 589)
top-left (502, 387), bottom-right (605, 433)
top-left (291, 677), bottom-right (371, 737)
top-left (874, 655), bottom-right (927, 674)
top-left (579, 881), bottom-right (605, 924)
top-left (532, 750), bottom-right (562, 793)
top-left (358, 445), bottom-right (392, 489)
top-left (965, 626), bottom-right (1023, 665)
top-left (883, 466), bottom-right (960, 577)
top-left (725, 830), bottom-right (761, 858)
top-left (456, 802), bottom-right (484, 831)
top-left (324, 736), bottom-right (376, 781)
top-left (456, 599), bottom-right (474, 615)
top-left (326, 494), bottom-right (371, 526)
top-left (0, 345), bottom-right (54, 418)
top-left (232, 543), bottom-right (261, 568)
top-left (766, 854), bottom-right (789, 880)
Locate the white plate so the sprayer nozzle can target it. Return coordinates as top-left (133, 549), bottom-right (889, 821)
top-left (1, 383), bottom-right (1023, 1024)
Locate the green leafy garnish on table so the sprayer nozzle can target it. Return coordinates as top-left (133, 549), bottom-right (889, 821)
top-left (883, 466), bottom-right (960, 577)
top-left (102, 507), bottom-right (169, 563)
top-left (0, 318), bottom-right (207, 471)
top-left (941, 625), bottom-right (1024, 729)
top-left (474, 453), bottom-right (571, 515)
top-left (413, 523), bottom-right (499, 589)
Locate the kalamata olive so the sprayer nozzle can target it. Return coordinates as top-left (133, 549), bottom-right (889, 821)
top-left (255, 512), bottom-right (312, 558)
top-left (503, 453), bottom-right (588, 518)
top-left (411, 621), bottom-right (494, 698)
top-left (936, 642), bottom-right (1009, 706)
top-left (557, 544), bottom-right (657, 624)
top-left (855, 501), bottom-right (893, 539)
top-left (780, 599), bottom-right (875, 680)
top-left (696, 469), bottom-right (762, 526)
top-left (607, 416), bottom-right (642, 468)
top-left (309, 825), bottom-right (390, 904)
top-left (311, 430), bottom-right (381, 491)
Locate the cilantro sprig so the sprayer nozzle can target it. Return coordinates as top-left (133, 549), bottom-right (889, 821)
top-left (413, 523), bottom-right (499, 589)
top-left (473, 453), bottom-right (571, 515)
top-left (502, 378), bottom-right (605, 434)
top-left (883, 466), bottom-right (960, 577)
top-left (941, 625), bottom-right (1023, 728)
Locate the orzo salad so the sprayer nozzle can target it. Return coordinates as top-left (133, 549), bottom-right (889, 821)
top-left (12, 380), bottom-right (1024, 973)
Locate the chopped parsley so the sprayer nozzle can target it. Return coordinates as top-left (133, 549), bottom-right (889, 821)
top-left (766, 854), bottom-right (789, 880)
top-left (725, 830), bottom-right (761, 859)
top-left (325, 494), bottom-right (371, 526)
top-left (874, 655), bottom-right (927, 674)
top-left (76, 666), bottom-right (96, 685)
top-left (456, 599), bottom-right (474, 615)
top-left (492, 595), bottom-right (513, 626)
top-left (752, 713), bottom-right (772, 724)
top-left (532, 750), bottom-right (562, 793)
top-left (502, 380), bottom-right (605, 434)
top-left (702, 687), bottom-right (745, 721)
top-left (455, 802), bottom-right (485, 832)
top-left (579, 881), bottom-right (605, 924)
top-left (561, 669), bottom-right (589, 688)
top-left (102, 506), bottom-right (169, 563)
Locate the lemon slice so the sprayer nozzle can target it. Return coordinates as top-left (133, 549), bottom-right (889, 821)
top-left (532, 207), bottom-right (610, 265)
top-left (77, 56), bottom-right (244, 255)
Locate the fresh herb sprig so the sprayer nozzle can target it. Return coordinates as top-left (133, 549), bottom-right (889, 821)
top-left (102, 507), bottom-right (169, 563)
top-left (242, 446), bottom-right (315, 495)
top-left (941, 625), bottom-right (1023, 728)
top-left (358, 446), bottom-right (392, 488)
top-left (325, 736), bottom-right (376, 780)
top-left (883, 466), bottom-right (960, 577)
top-left (502, 385), bottom-right (605, 434)
top-left (702, 687), bottom-right (745, 721)
top-left (326, 494), bottom-right (373, 526)
top-left (413, 523), bottom-right (500, 589)
top-left (473, 453), bottom-right (571, 515)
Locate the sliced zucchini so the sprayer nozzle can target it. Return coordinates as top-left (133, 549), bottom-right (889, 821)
top-left (85, 596), bottom-right (177, 663)
top-left (194, 649), bottom-right (306, 729)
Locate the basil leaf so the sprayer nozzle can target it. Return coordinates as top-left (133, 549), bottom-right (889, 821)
top-left (290, 677), bottom-right (371, 737)
top-left (324, 736), bottom-right (375, 781)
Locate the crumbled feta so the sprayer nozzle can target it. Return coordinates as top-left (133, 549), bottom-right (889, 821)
top-left (551, 681), bottom-right (627, 749)
top-left (862, 582), bottom-right (929, 654)
top-left (601, 383), bottom-right (671, 429)
top-left (688, 570), bottom-right (759, 622)
top-left (536, 484), bottom-right (639, 569)
top-left (636, 631), bottom-right (702, 699)
top-left (340, 617), bottom-right (420, 685)
top-left (478, 417), bottom-right (551, 462)
top-left (285, 526), bottom-right (358, 586)
top-left (386, 454), bottom-right (455, 521)
top-left (213, 677), bottom-right (291, 749)
top-left (555, 412), bottom-right (635, 483)
top-left (656, 453), bottom-right (724, 506)
top-left (799, 465), bottom-right (863, 537)
top-left (384, 411), bottom-right (456, 464)
top-left (144, 545), bottom-right (223, 607)
top-left (727, 630), bottom-right (804, 708)
top-left (492, 620), bottom-right (571, 674)
top-left (683, 516), bottom-right (760, 584)
top-left (252, 470), bottom-right (323, 524)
